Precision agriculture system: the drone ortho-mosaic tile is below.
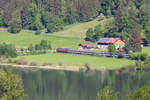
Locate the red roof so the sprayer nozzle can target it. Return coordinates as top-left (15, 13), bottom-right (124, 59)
top-left (97, 38), bottom-right (120, 44)
top-left (79, 43), bottom-right (94, 47)
top-left (140, 38), bottom-right (147, 44)
top-left (140, 40), bottom-right (144, 44)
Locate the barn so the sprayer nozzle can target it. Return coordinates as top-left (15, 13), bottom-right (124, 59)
top-left (78, 43), bottom-right (94, 50)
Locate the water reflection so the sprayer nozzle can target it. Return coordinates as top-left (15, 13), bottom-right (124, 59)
top-left (1, 66), bottom-right (150, 100)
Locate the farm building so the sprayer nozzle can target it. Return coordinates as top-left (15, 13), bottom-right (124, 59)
top-left (97, 38), bottom-right (125, 50)
top-left (140, 38), bottom-right (148, 47)
top-left (78, 43), bottom-right (95, 50)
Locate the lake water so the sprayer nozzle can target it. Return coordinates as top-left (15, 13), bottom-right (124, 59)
top-left (1, 66), bottom-right (150, 100)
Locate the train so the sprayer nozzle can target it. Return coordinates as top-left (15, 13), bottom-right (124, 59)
top-left (56, 48), bottom-right (112, 57)
top-left (56, 48), bottom-right (150, 60)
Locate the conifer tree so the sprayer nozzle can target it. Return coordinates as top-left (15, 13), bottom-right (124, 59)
top-left (126, 26), bottom-right (141, 52)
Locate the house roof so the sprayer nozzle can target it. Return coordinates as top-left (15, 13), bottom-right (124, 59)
top-left (79, 43), bottom-right (94, 47)
top-left (97, 38), bottom-right (120, 44)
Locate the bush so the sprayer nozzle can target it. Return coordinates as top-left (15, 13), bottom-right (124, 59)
top-left (35, 30), bottom-right (41, 35)
top-left (7, 59), bottom-right (12, 63)
top-left (136, 61), bottom-right (144, 68)
top-left (108, 45), bottom-right (116, 57)
top-left (8, 19), bottom-right (22, 33)
top-left (58, 62), bottom-right (63, 66)
top-left (15, 58), bottom-right (28, 65)
top-left (0, 56), bottom-right (7, 63)
top-left (42, 63), bottom-right (52, 66)
top-left (0, 43), bottom-right (17, 58)
top-left (128, 53), bottom-right (148, 61)
top-left (129, 53), bottom-right (138, 60)
top-left (30, 61), bottom-right (38, 66)
top-left (117, 52), bottom-right (124, 59)
top-left (85, 63), bottom-right (91, 71)
top-left (139, 53), bottom-right (148, 61)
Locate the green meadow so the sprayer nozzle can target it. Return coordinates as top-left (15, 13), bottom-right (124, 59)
top-left (52, 17), bottom-right (113, 38)
top-left (16, 53), bottom-right (135, 69)
top-left (142, 47), bottom-right (150, 55)
top-left (0, 30), bottom-right (86, 49)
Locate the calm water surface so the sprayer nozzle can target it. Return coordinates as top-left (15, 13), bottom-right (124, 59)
top-left (1, 66), bottom-right (150, 100)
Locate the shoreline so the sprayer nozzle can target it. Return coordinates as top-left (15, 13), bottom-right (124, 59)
top-left (0, 63), bottom-right (109, 72)
top-left (0, 63), bottom-right (86, 72)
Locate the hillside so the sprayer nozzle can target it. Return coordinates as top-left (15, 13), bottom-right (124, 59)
top-left (51, 17), bottom-right (112, 38)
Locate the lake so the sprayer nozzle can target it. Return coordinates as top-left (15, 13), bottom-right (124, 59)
top-left (1, 66), bottom-right (150, 100)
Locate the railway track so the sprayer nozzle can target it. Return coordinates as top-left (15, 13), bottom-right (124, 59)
top-left (56, 48), bottom-right (150, 59)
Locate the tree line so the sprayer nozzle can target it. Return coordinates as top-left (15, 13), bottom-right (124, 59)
top-left (0, 39), bottom-right (51, 58)
top-left (97, 86), bottom-right (150, 100)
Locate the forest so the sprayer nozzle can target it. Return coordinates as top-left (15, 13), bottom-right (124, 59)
top-left (0, 0), bottom-right (150, 52)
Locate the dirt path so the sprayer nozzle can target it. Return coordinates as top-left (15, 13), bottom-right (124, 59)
top-left (0, 63), bottom-right (85, 71)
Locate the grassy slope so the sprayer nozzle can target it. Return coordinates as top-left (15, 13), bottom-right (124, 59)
top-left (0, 17), bottom-right (112, 48)
top-left (142, 47), bottom-right (150, 55)
top-left (51, 17), bottom-right (113, 38)
top-left (0, 30), bottom-right (86, 49)
top-left (16, 53), bottom-right (135, 69)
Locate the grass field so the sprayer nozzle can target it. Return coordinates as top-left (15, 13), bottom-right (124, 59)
top-left (51, 17), bottom-right (113, 38)
top-left (0, 30), bottom-right (87, 49)
top-left (16, 53), bottom-right (135, 69)
top-left (0, 16), bottom-right (113, 48)
top-left (142, 47), bottom-right (150, 55)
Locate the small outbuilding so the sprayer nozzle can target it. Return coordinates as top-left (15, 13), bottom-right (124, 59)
top-left (78, 43), bottom-right (94, 50)
top-left (140, 38), bottom-right (148, 47)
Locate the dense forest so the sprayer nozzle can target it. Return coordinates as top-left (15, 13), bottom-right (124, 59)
top-left (0, 0), bottom-right (100, 33)
top-left (0, 0), bottom-right (150, 51)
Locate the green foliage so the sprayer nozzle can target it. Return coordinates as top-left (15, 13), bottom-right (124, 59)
top-left (30, 39), bottom-right (51, 51)
top-left (28, 44), bottom-right (34, 52)
top-left (40, 39), bottom-right (48, 50)
top-left (35, 30), bottom-right (41, 35)
top-left (140, 0), bottom-right (150, 27)
top-left (136, 59), bottom-right (150, 68)
top-left (144, 26), bottom-right (150, 43)
top-left (100, 0), bottom-right (113, 16)
top-left (63, 8), bottom-right (78, 25)
top-left (126, 86), bottom-right (150, 100)
top-left (0, 43), bottom-right (17, 58)
top-left (129, 53), bottom-right (148, 61)
top-left (119, 11), bottom-right (134, 41)
top-left (8, 23), bottom-right (22, 33)
top-left (94, 25), bottom-right (104, 41)
top-left (8, 15), bottom-right (22, 33)
top-left (96, 86), bottom-right (118, 100)
top-left (117, 52), bottom-right (124, 59)
top-left (0, 69), bottom-right (27, 100)
top-left (85, 28), bottom-right (95, 42)
top-left (35, 44), bottom-right (41, 50)
top-left (138, 53), bottom-right (148, 61)
top-left (0, 13), bottom-right (3, 26)
top-left (108, 45), bottom-right (116, 56)
top-left (126, 26), bottom-right (141, 52)
top-left (104, 19), bottom-right (118, 37)
top-left (47, 16), bottom-right (64, 33)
